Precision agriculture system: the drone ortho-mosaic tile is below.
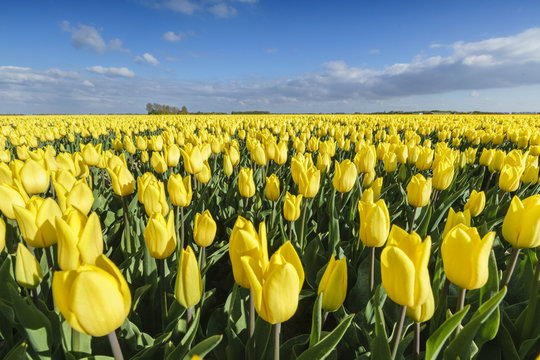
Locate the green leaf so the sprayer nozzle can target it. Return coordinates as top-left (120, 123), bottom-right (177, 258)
top-left (182, 334), bottom-right (223, 360)
top-left (499, 323), bottom-right (520, 360)
top-left (425, 305), bottom-right (470, 360)
top-left (296, 314), bottom-right (354, 360)
top-left (253, 315), bottom-right (272, 359)
top-left (309, 292), bottom-right (323, 348)
top-left (443, 287), bottom-right (507, 360)
top-left (371, 306), bottom-right (391, 360)
top-left (166, 308), bottom-right (201, 360)
top-left (3, 341), bottom-right (32, 360)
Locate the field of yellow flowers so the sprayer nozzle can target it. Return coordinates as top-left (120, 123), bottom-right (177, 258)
top-left (1, 114), bottom-right (540, 360)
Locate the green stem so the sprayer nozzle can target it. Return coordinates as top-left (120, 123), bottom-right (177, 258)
top-left (200, 246), bottom-right (206, 271)
top-left (289, 221), bottom-right (293, 244)
top-left (391, 305), bottom-right (407, 360)
top-left (369, 247), bottom-right (375, 295)
top-left (321, 311), bottom-right (329, 328)
top-left (521, 250), bottom-right (540, 340)
top-left (249, 289), bottom-right (255, 339)
top-left (122, 196), bottom-right (131, 254)
top-left (187, 307), bottom-right (193, 327)
top-left (180, 207), bottom-right (185, 251)
top-left (500, 247), bottom-right (521, 288)
top-left (107, 330), bottom-right (124, 360)
top-left (414, 322), bottom-right (420, 360)
top-left (274, 323), bottom-right (281, 360)
top-left (409, 206), bottom-right (418, 233)
top-left (300, 198), bottom-right (309, 250)
top-left (455, 288), bottom-right (466, 336)
top-left (159, 259), bottom-right (167, 329)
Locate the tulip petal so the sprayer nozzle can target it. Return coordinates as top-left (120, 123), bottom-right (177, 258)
top-left (52, 270), bottom-right (86, 334)
top-left (263, 263), bottom-right (300, 324)
top-left (79, 213), bottom-right (103, 265)
top-left (381, 246), bottom-right (415, 307)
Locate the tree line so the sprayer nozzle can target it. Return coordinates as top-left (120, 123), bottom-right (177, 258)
top-left (146, 103), bottom-right (188, 115)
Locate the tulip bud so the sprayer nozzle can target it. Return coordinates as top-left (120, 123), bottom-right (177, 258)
top-left (499, 165), bottom-right (522, 192)
top-left (283, 192), bottom-right (303, 222)
top-left (14, 197), bottom-right (62, 248)
top-left (20, 160), bottom-right (49, 195)
top-left (318, 255), bottom-right (347, 312)
top-left (141, 151), bottom-right (149, 163)
top-left (108, 165), bottom-right (135, 197)
top-left (383, 152), bottom-right (397, 173)
top-left (442, 224), bottom-right (495, 290)
top-left (223, 154), bottom-right (234, 177)
top-left (15, 244), bottom-right (43, 289)
top-left (360, 188), bottom-right (374, 203)
top-left (53, 254), bottom-right (131, 337)
top-left (0, 183), bottom-right (28, 220)
top-left (442, 208), bottom-right (471, 239)
top-left (275, 141), bottom-right (288, 165)
top-left (151, 152), bottom-right (168, 174)
top-left (464, 190), bottom-right (486, 217)
top-left (144, 210), bottom-right (177, 259)
top-left (164, 144), bottom-right (181, 167)
top-left (358, 199), bottom-right (390, 247)
top-left (142, 179), bottom-right (169, 216)
top-left (80, 143), bottom-right (102, 166)
top-left (180, 146), bottom-right (204, 174)
top-left (168, 174), bottom-right (192, 207)
top-left (502, 195), bottom-right (540, 248)
top-left (406, 174), bottom-right (432, 208)
top-left (251, 142), bottom-right (267, 166)
top-left (238, 168), bottom-right (256, 198)
top-left (175, 246), bottom-right (203, 308)
top-left (196, 160), bottom-right (212, 184)
top-left (57, 179), bottom-right (94, 215)
top-left (333, 160), bottom-right (357, 193)
top-left (298, 166), bottom-right (320, 198)
top-left (406, 290), bottom-right (435, 323)
top-left (265, 174), bottom-right (280, 201)
top-left (193, 210), bottom-right (217, 247)
top-left (124, 136), bottom-right (136, 154)
top-left (432, 158), bottom-right (454, 191)
top-left (355, 145), bottom-right (377, 174)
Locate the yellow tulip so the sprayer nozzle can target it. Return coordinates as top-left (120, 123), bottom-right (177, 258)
top-left (499, 165), bottom-right (522, 192)
top-left (381, 225), bottom-right (431, 307)
top-left (464, 190), bottom-right (486, 217)
top-left (0, 162), bottom-right (13, 185)
top-left (383, 152), bottom-right (397, 173)
top-left (283, 192), bottom-right (303, 222)
top-left (223, 154), bottom-right (234, 177)
top-left (53, 254), bottom-right (131, 337)
top-left (298, 166), bottom-right (320, 198)
top-left (406, 174), bottom-right (432, 208)
top-left (0, 183), bottom-right (28, 220)
top-left (406, 290), bottom-right (435, 323)
top-left (442, 224), bottom-right (495, 290)
top-left (180, 146), bottom-right (204, 174)
top-left (316, 152), bottom-right (331, 174)
top-left (0, 149), bottom-right (10, 163)
top-left (108, 164), bottom-right (136, 197)
top-left (318, 254), bottom-right (347, 312)
top-left (193, 210), bottom-right (217, 247)
top-left (442, 208), bottom-right (471, 239)
top-left (251, 142), bottom-right (267, 166)
top-left (265, 174), bottom-right (280, 201)
top-left (56, 179), bottom-right (94, 214)
top-left (164, 144), bottom-right (180, 167)
top-left (124, 136), bottom-right (136, 154)
top-left (141, 151), bottom-right (149, 163)
top-left (479, 148), bottom-right (494, 167)
top-left (136, 136), bottom-right (147, 151)
top-left (149, 135), bottom-right (164, 151)
top-left (333, 160), bottom-right (357, 193)
top-left (175, 245), bottom-right (203, 308)
top-left (14, 197), bottom-right (62, 248)
top-left (415, 147), bottom-right (434, 171)
top-left (137, 172), bottom-right (156, 203)
top-left (80, 143), bottom-right (102, 166)
top-left (395, 144), bottom-right (409, 164)
top-left (53, 169), bottom-right (77, 193)
top-left (355, 145), bottom-right (376, 173)
top-left (150, 152), bottom-right (168, 174)
top-left (168, 174), bottom-right (192, 207)
top-left (142, 179), bottom-right (169, 216)
top-left (238, 167), bottom-right (256, 198)
top-left (20, 159), bottom-right (49, 195)
top-left (227, 145), bottom-right (241, 167)
top-left (502, 195), bottom-right (540, 248)
top-left (55, 209), bottom-right (103, 270)
top-left (432, 158), bottom-right (454, 191)
top-left (275, 141), bottom-right (288, 165)
top-left (360, 188), bottom-right (374, 203)
top-left (488, 150), bottom-right (505, 173)
top-left (143, 210), bottom-right (176, 259)
top-left (15, 244), bottom-right (43, 289)
top-left (112, 138), bottom-right (123, 151)
top-left (358, 199), bottom-right (391, 248)
top-left (196, 160), bottom-right (211, 184)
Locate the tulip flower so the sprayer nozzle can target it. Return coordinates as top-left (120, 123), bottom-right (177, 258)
top-left (53, 169), bottom-right (77, 193)
top-left (406, 290), bottom-right (435, 323)
top-left (13, 197), bottom-right (62, 248)
top-left (108, 164), bottom-right (135, 197)
top-left (283, 192), bottom-right (303, 222)
top-left (355, 145), bottom-right (376, 173)
top-left (227, 145), bottom-right (240, 167)
top-left (499, 164), bottom-right (522, 192)
top-left (358, 199), bottom-right (391, 248)
top-left (20, 159), bottom-right (49, 195)
top-left (223, 154), bottom-right (234, 176)
top-left (141, 151), bottom-right (149, 163)
top-left (142, 179), bottom-right (169, 217)
top-left (464, 190), bottom-right (486, 217)
top-left (442, 208), bottom-right (471, 238)
top-left (406, 174), bottom-right (432, 208)
top-left (56, 209), bottom-right (103, 270)
top-left (175, 245), bottom-right (203, 308)
top-left (53, 254), bottom-right (131, 337)
top-left (56, 179), bottom-right (95, 215)
top-left (80, 143), bottom-right (102, 166)
top-left (136, 136), bottom-right (147, 151)
top-left (442, 224), bottom-right (495, 290)
top-left (488, 150), bottom-right (505, 173)
top-left (15, 244), bottom-right (43, 289)
top-left (502, 195), bottom-right (540, 248)
top-left (265, 174), bottom-right (280, 201)
top-left (143, 210), bottom-right (177, 259)
top-left (383, 152), bottom-right (398, 173)
top-left (318, 254), bottom-right (347, 312)
top-left (298, 166), bottom-right (320, 198)
top-left (381, 225), bottom-right (431, 308)
top-left (251, 142), bottom-right (267, 166)
top-left (124, 136), bottom-right (136, 154)
top-left (333, 159), bottom-right (357, 193)
top-left (137, 172), bottom-right (157, 203)
top-left (238, 167), bottom-right (256, 198)
top-left (164, 144), bottom-right (180, 167)
top-left (275, 141), bottom-right (288, 165)
top-left (180, 146), bottom-right (204, 174)
top-left (196, 160), bottom-right (211, 184)
top-left (316, 152), bottom-right (331, 174)
top-left (168, 174), bottom-right (192, 207)
top-left (151, 152), bottom-right (168, 174)
top-left (112, 138), bottom-right (123, 151)
top-left (193, 210), bottom-right (217, 247)
top-left (432, 158), bottom-right (454, 191)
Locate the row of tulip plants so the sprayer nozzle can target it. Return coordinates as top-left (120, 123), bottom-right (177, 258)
top-left (0, 114), bottom-right (540, 359)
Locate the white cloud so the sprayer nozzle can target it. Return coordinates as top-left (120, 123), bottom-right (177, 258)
top-left (208, 3), bottom-right (238, 18)
top-left (471, 90), bottom-right (479, 97)
top-left (135, 53), bottom-right (160, 66)
top-left (82, 80), bottom-right (95, 87)
top-left (60, 21), bottom-right (130, 54)
top-left (162, 30), bottom-right (195, 42)
top-left (86, 66), bottom-right (135, 78)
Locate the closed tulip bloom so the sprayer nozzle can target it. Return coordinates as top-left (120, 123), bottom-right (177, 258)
top-left (168, 174), bottom-right (192, 207)
top-left (442, 208), bottom-right (471, 238)
top-left (265, 174), bottom-right (280, 201)
top-left (479, 148), bottom-right (494, 167)
top-left (20, 159), bottom-right (49, 195)
top-left (229, 217), bottom-right (269, 289)
top-left (502, 195), bottom-right (540, 248)
top-left (371, 177), bottom-right (383, 200)
top-left (124, 136), bottom-right (136, 154)
top-left (317, 152), bottom-right (331, 174)
top-left (193, 210), bottom-right (217, 247)
top-left (406, 290), bottom-right (435, 323)
top-left (80, 143), bottom-right (102, 166)
top-left (141, 151), bottom-right (149, 163)
top-left (360, 188), bottom-right (374, 203)
top-left (0, 183), bottom-right (28, 219)
top-left (55, 209), bottom-right (103, 270)
top-left (149, 135), bottom-right (164, 151)
top-left (499, 165), bottom-right (522, 192)
top-left (383, 152), bottom-right (397, 172)
top-left (142, 180), bottom-right (169, 216)
top-left (355, 145), bottom-right (377, 173)
top-left (53, 169), bottom-right (77, 193)
top-left (416, 147), bottom-right (434, 171)
top-left (522, 162), bottom-right (539, 184)
top-left (180, 146), bottom-right (204, 174)
top-left (0, 163), bottom-right (13, 185)
top-left (227, 146), bottom-right (241, 166)
top-left (318, 255), bottom-right (347, 312)
top-left (488, 150), bottom-right (505, 173)
top-left (283, 192), bottom-right (303, 222)
top-left (137, 172), bottom-right (157, 203)
top-left (358, 199), bottom-right (391, 248)
top-left (0, 149), bottom-right (10, 163)
top-left (136, 136), bottom-right (147, 151)
top-left (14, 197), bottom-right (62, 248)
top-left (252, 142), bottom-right (267, 166)
top-left (15, 244), bottom-right (43, 289)
top-left (175, 245), bottom-right (203, 308)
top-left (381, 225), bottom-right (431, 308)
top-left (239, 167), bottom-right (256, 198)
top-left (196, 160), bottom-right (211, 183)
top-left (432, 158), bottom-right (454, 191)
top-left (275, 141), bottom-right (288, 165)
top-left (144, 210), bottom-right (176, 259)
top-left (395, 144), bottom-right (409, 164)
top-left (464, 190), bottom-right (486, 217)
top-left (151, 152), bottom-right (168, 174)
top-left (298, 166), bottom-right (320, 198)
top-left (164, 144), bottom-right (180, 167)
top-left (223, 154), bottom-right (234, 177)
top-left (108, 164), bottom-right (135, 197)
top-left (53, 254), bottom-right (131, 337)
top-left (333, 160), bottom-right (357, 193)
top-left (112, 138), bottom-right (123, 151)
top-left (56, 179), bottom-right (94, 215)
top-left (442, 224), bottom-right (495, 290)
top-left (406, 174), bottom-right (432, 208)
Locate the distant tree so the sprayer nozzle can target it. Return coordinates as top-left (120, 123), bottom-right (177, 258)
top-left (146, 103), bottom-right (188, 114)
top-left (181, 106), bottom-right (188, 114)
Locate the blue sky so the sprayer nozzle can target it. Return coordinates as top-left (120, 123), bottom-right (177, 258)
top-left (1, 0), bottom-right (540, 114)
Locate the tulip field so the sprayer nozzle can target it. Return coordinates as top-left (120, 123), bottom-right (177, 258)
top-left (2, 113), bottom-right (540, 359)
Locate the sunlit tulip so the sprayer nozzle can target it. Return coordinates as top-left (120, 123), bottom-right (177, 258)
top-left (333, 159), bottom-right (357, 193)
top-left (298, 166), bottom-right (320, 198)
top-left (144, 210), bottom-right (177, 259)
top-left (318, 254), bottom-right (347, 312)
top-left (358, 199), bottom-right (390, 247)
top-left (406, 290), bottom-right (435, 323)
top-left (442, 224), bottom-right (495, 290)
top-left (522, 160), bottom-right (539, 184)
top-left (141, 151), bottom-right (149, 163)
top-left (108, 164), bottom-right (135, 197)
top-left (56, 179), bottom-right (94, 214)
top-left (381, 225), bottom-right (431, 307)
top-left (193, 210), bottom-right (217, 247)
top-left (317, 152), bottom-right (331, 174)
top-left (502, 195), bottom-right (540, 248)
top-left (180, 146), bottom-right (204, 174)
top-left (80, 143), bottom-right (102, 166)
top-left (14, 197), bottom-right (62, 248)
top-left (142, 179), bottom-right (169, 216)
top-left (252, 142), bottom-right (267, 166)
top-left (275, 141), bottom-right (288, 165)
top-left (196, 160), bottom-right (211, 183)
top-left (383, 152), bottom-right (397, 172)
top-left (227, 145), bottom-right (241, 167)
top-left (371, 177), bottom-right (383, 200)
top-left (149, 135), bottom-right (164, 152)
top-left (355, 145), bottom-right (377, 174)
top-left (238, 167), bottom-right (256, 198)
top-left (442, 208), bottom-right (471, 238)
top-left (53, 254), bottom-right (131, 337)
top-left (0, 183), bottom-right (28, 219)
top-left (15, 244), bottom-right (43, 289)
top-left (53, 169), bottom-right (77, 193)
top-left (479, 148), bottom-right (494, 167)
top-left (283, 192), bottom-right (303, 222)
top-left (136, 136), bottom-right (147, 151)
top-left (0, 162), bottom-right (12, 185)
top-left (406, 174), bottom-right (432, 208)
top-left (124, 136), bottom-right (136, 154)
top-left (20, 159), bottom-right (49, 195)
top-left (0, 149), bottom-right (10, 163)
top-left (175, 245), bottom-right (203, 308)
top-left (432, 158), bottom-right (454, 191)
top-left (488, 150), bottom-right (505, 173)
top-left (265, 174), bottom-right (280, 201)
top-left (151, 152), bottom-right (168, 174)
top-left (112, 138), bottom-right (123, 151)
top-left (360, 188), bottom-right (374, 203)
top-left (499, 164), bottom-right (522, 192)
top-left (464, 190), bottom-right (486, 217)
top-left (137, 172), bottom-right (156, 203)
top-left (223, 154), bottom-right (234, 177)
top-left (164, 144), bottom-right (180, 167)
top-left (395, 144), bottom-right (408, 164)
top-left (168, 174), bottom-right (192, 207)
